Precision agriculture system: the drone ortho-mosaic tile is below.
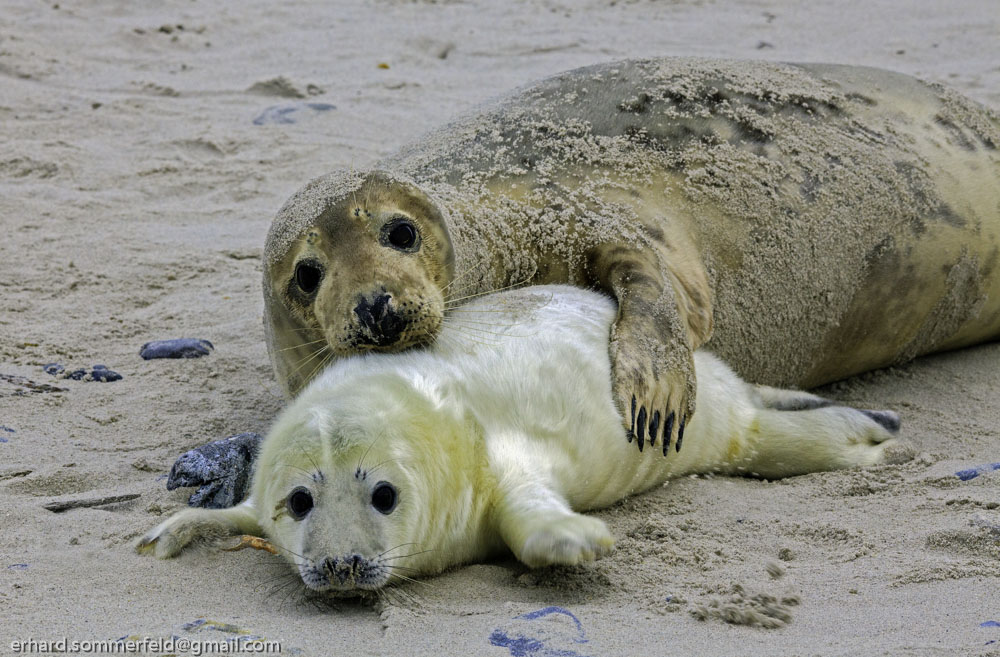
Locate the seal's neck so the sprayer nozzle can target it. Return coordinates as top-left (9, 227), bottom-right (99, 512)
top-left (402, 417), bottom-right (502, 576)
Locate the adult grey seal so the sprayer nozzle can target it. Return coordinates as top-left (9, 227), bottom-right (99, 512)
top-left (263, 57), bottom-right (1000, 450)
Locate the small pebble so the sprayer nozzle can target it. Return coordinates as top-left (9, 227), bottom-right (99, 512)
top-left (956, 463), bottom-right (1000, 481)
top-left (252, 102), bottom-right (335, 126)
top-left (140, 338), bottom-right (214, 360)
top-left (43, 363), bottom-right (122, 382)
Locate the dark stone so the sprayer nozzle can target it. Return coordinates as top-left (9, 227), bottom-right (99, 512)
top-left (65, 368), bottom-right (87, 380)
top-left (140, 338), bottom-right (214, 360)
top-left (43, 362), bottom-right (121, 382)
top-left (90, 366), bottom-right (123, 382)
top-left (167, 432), bottom-right (263, 508)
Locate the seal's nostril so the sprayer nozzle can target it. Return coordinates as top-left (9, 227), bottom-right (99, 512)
top-left (370, 294), bottom-right (391, 320)
top-left (350, 554), bottom-right (363, 572)
top-left (323, 557), bottom-right (337, 574)
top-left (353, 294), bottom-right (407, 346)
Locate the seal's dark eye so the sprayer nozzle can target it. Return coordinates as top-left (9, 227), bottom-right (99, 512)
top-left (383, 219), bottom-right (419, 251)
top-left (294, 261), bottom-right (323, 295)
top-left (371, 482), bottom-right (397, 514)
top-left (287, 487), bottom-right (314, 520)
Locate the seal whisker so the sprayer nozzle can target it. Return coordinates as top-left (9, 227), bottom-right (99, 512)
top-left (380, 548), bottom-right (437, 561)
top-left (441, 316), bottom-right (523, 328)
top-left (264, 538), bottom-right (310, 563)
top-left (375, 542), bottom-right (420, 559)
top-left (357, 431), bottom-right (388, 475)
top-left (365, 458), bottom-right (408, 476)
top-left (387, 572), bottom-right (433, 587)
top-left (443, 274), bottom-right (534, 306)
top-left (273, 460), bottom-right (320, 481)
top-left (303, 349), bottom-right (335, 389)
top-left (441, 258), bottom-right (488, 295)
top-left (282, 326), bottom-right (338, 333)
top-left (276, 337), bottom-right (329, 351)
top-left (436, 331), bottom-right (502, 349)
top-left (443, 307), bottom-right (519, 314)
top-left (441, 322), bottom-right (537, 339)
top-left (285, 344), bottom-right (331, 382)
top-left (263, 577), bottom-right (305, 606)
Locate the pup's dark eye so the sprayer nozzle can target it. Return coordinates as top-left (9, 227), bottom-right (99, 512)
top-left (287, 487), bottom-right (314, 520)
top-left (382, 219), bottom-right (419, 251)
top-left (294, 261), bottom-right (323, 295)
top-left (371, 482), bottom-right (397, 514)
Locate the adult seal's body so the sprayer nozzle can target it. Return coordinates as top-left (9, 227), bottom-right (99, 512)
top-left (265, 57), bottom-right (1000, 448)
top-left (139, 286), bottom-right (901, 590)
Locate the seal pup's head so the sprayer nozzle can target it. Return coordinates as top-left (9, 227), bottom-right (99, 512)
top-left (254, 360), bottom-right (489, 594)
top-left (264, 170), bottom-right (455, 396)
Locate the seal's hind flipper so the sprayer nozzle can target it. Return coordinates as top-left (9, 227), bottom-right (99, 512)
top-left (736, 400), bottom-right (902, 479)
top-left (752, 384), bottom-right (835, 411)
top-left (859, 409), bottom-right (901, 434)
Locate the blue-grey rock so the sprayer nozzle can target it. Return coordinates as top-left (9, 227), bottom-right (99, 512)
top-left (252, 102), bottom-right (335, 125)
top-left (140, 338), bottom-right (214, 360)
top-left (90, 364), bottom-right (123, 382)
top-left (42, 363), bottom-right (122, 382)
top-left (167, 432), bottom-right (262, 508)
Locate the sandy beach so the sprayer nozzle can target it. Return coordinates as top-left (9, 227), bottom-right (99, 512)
top-left (2, 0), bottom-right (999, 655)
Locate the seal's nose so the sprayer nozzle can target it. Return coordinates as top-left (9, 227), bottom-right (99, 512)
top-left (353, 293), bottom-right (407, 346)
top-left (324, 554), bottom-right (366, 585)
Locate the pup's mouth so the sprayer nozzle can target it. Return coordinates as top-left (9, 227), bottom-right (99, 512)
top-left (297, 555), bottom-right (391, 593)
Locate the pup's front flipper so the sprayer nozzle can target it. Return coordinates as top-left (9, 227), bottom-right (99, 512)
top-left (517, 513), bottom-right (615, 568)
top-left (135, 500), bottom-right (261, 558)
top-left (493, 474), bottom-right (613, 568)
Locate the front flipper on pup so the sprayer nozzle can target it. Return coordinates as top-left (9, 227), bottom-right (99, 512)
top-left (135, 500), bottom-right (262, 559)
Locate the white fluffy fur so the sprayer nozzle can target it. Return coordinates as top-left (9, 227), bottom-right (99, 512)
top-left (137, 286), bottom-right (899, 588)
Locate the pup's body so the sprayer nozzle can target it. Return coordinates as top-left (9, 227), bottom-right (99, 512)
top-left (139, 286), bottom-right (898, 590)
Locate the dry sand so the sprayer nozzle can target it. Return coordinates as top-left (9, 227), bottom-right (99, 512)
top-left (1, 1), bottom-right (999, 655)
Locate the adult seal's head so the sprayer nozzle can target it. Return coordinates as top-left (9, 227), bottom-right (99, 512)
top-left (263, 169), bottom-right (455, 396)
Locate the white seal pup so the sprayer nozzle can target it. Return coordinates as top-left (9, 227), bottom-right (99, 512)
top-left (138, 286), bottom-right (899, 591)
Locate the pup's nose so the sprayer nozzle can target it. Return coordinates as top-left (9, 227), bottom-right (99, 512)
top-left (323, 554), bottom-right (366, 585)
top-left (353, 294), bottom-right (407, 346)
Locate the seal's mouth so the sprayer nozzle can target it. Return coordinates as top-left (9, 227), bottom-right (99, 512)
top-left (342, 294), bottom-right (442, 353)
top-left (297, 555), bottom-right (391, 593)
